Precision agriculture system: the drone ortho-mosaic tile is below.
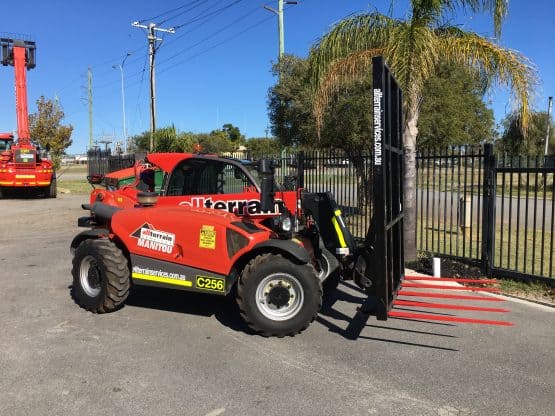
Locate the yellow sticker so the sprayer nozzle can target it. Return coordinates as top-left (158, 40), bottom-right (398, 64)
top-left (195, 276), bottom-right (225, 292)
top-left (199, 225), bottom-right (216, 249)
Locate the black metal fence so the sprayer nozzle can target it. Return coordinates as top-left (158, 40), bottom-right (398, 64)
top-left (252, 149), bottom-right (374, 242)
top-left (416, 144), bottom-right (555, 281)
top-left (87, 149), bottom-right (136, 178)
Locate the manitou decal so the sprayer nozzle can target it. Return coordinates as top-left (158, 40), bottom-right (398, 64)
top-left (130, 223), bottom-right (175, 254)
top-left (179, 196), bottom-right (281, 214)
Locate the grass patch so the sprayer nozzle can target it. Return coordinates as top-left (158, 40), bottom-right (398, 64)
top-left (498, 279), bottom-right (555, 303)
top-left (57, 179), bottom-right (95, 195)
top-left (417, 220), bottom-right (555, 279)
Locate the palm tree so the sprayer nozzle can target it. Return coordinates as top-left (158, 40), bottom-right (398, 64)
top-left (308, 0), bottom-right (536, 260)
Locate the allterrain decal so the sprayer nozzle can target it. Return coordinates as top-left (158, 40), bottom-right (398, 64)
top-left (179, 196), bottom-right (282, 214)
top-left (130, 223), bottom-right (175, 254)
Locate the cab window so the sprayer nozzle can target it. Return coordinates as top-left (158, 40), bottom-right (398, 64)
top-left (166, 159), bottom-right (256, 196)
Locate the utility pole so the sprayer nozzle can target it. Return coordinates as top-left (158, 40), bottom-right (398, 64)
top-left (544, 96), bottom-right (553, 156)
top-left (132, 21), bottom-right (175, 151)
top-left (264, 1), bottom-right (297, 80)
top-left (113, 53), bottom-right (131, 153)
top-left (87, 67), bottom-right (93, 150)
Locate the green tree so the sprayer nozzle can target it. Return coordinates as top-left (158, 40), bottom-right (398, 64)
top-left (173, 131), bottom-right (198, 152)
top-left (308, 0), bottom-right (536, 259)
top-left (246, 137), bottom-right (282, 156)
top-left (418, 62), bottom-right (495, 148)
top-left (498, 111), bottom-right (555, 156)
top-left (28, 96), bottom-right (73, 169)
top-left (268, 55), bottom-right (317, 147)
top-left (222, 123), bottom-right (245, 145)
top-left (198, 130), bottom-right (235, 154)
top-left (268, 55), bottom-right (374, 151)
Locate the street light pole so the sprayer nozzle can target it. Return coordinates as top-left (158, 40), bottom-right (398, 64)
top-left (113, 53), bottom-right (131, 154)
top-left (544, 96), bottom-right (553, 157)
top-left (264, 1), bottom-right (297, 79)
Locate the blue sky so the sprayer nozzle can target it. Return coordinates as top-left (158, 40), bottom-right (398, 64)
top-left (0, 0), bottom-right (553, 154)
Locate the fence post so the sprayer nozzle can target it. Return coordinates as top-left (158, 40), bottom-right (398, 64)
top-left (298, 151), bottom-right (305, 189)
top-left (481, 143), bottom-right (496, 276)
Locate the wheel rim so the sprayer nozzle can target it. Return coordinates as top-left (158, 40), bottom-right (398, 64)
top-left (79, 255), bottom-right (102, 297)
top-left (316, 254), bottom-right (330, 282)
top-left (255, 273), bottom-right (304, 321)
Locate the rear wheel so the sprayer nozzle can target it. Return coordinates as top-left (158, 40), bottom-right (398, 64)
top-left (48, 177), bottom-right (57, 198)
top-left (237, 253), bottom-right (322, 337)
top-left (71, 238), bottom-right (130, 313)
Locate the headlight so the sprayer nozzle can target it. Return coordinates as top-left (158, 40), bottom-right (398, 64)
top-left (280, 216), bottom-right (292, 232)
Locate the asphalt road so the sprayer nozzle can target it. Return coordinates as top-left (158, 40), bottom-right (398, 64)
top-left (0, 194), bottom-right (553, 416)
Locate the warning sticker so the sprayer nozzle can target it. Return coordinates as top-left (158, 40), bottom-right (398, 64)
top-left (199, 225), bottom-right (216, 249)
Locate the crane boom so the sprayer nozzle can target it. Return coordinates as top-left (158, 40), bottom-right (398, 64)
top-left (1, 38), bottom-right (36, 144)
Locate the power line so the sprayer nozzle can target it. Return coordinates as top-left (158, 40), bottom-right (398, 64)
top-left (158, 0), bottom-right (212, 25)
top-left (158, 5), bottom-right (261, 66)
top-left (132, 21), bottom-right (176, 151)
top-left (172, 0), bottom-right (244, 29)
top-left (137, 0), bottom-right (206, 24)
top-left (157, 13), bottom-right (275, 77)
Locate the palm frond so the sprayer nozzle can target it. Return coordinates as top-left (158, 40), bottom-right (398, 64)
top-left (412, 1), bottom-right (507, 37)
top-left (312, 48), bottom-right (386, 132)
top-left (438, 30), bottom-right (537, 131)
top-left (309, 13), bottom-right (401, 87)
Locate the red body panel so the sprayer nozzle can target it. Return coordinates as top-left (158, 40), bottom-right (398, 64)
top-left (91, 153), bottom-right (300, 216)
top-left (111, 205), bottom-right (273, 276)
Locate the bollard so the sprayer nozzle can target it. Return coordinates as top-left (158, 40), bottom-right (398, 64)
top-left (433, 257), bottom-right (441, 277)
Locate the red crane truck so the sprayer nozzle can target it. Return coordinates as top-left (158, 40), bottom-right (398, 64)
top-left (0, 38), bottom-right (56, 198)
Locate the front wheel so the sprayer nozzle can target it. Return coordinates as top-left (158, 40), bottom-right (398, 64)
top-left (237, 253), bottom-right (322, 337)
top-left (71, 238), bottom-right (130, 313)
top-left (316, 248), bottom-right (341, 295)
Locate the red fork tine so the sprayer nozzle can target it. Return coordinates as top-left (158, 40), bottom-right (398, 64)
top-left (388, 310), bottom-right (514, 326)
top-left (393, 299), bottom-right (510, 313)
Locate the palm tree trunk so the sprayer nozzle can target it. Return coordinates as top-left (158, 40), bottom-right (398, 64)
top-left (403, 104), bottom-right (419, 261)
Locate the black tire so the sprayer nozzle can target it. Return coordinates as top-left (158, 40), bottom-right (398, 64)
top-left (316, 248), bottom-right (341, 296)
top-left (237, 253), bottom-right (322, 337)
top-left (48, 177), bottom-right (57, 198)
top-left (0, 187), bottom-right (3, 199)
top-left (71, 238), bottom-right (130, 313)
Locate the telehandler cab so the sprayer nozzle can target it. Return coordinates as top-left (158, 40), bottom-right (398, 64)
top-left (70, 57), bottom-right (511, 337)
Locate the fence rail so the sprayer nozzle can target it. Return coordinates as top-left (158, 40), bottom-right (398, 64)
top-left (87, 149), bottom-right (135, 178)
top-left (417, 145), bottom-right (555, 281)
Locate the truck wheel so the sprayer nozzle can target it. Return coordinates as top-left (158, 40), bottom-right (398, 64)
top-left (48, 177), bottom-right (57, 198)
top-left (237, 253), bottom-right (322, 337)
top-left (316, 248), bottom-right (341, 295)
top-left (0, 187), bottom-right (3, 199)
top-left (71, 239), bottom-right (130, 313)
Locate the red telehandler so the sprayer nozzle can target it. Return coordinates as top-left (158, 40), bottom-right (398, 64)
top-left (0, 38), bottom-right (56, 198)
top-left (70, 57), bottom-right (512, 337)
